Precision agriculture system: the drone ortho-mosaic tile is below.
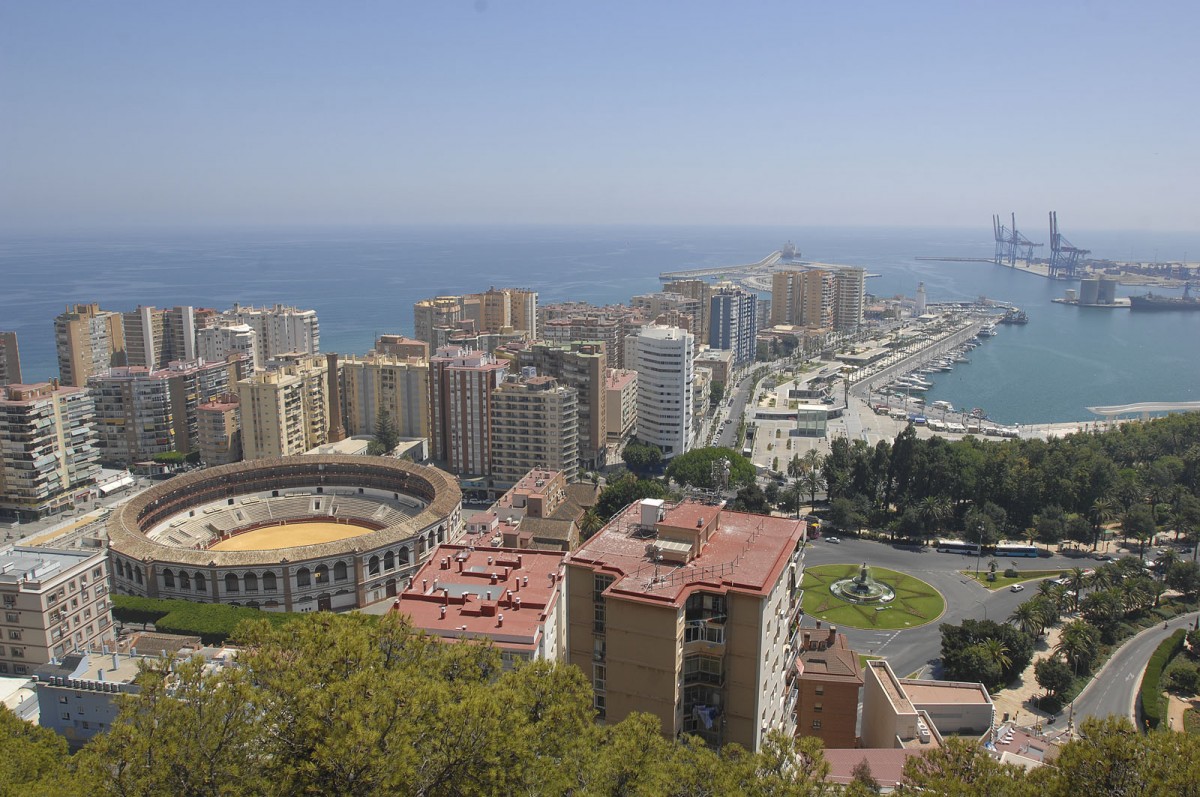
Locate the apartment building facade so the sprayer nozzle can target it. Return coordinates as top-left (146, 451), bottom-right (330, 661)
top-left (217, 304), bottom-right (319, 361)
top-left (624, 325), bottom-right (693, 458)
top-left (54, 304), bottom-right (126, 387)
top-left (516, 341), bottom-right (607, 470)
top-left (197, 324), bottom-right (259, 369)
top-left (0, 383), bottom-right (99, 521)
top-left (428, 347), bottom-right (508, 479)
top-left (236, 356), bottom-right (329, 459)
top-left (339, 353), bottom-right (430, 440)
top-left (770, 269), bottom-right (833, 329)
top-left (709, 285), bottom-right (758, 365)
top-left (412, 296), bottom-right (465, 347)
top-left (662, 280), bottom-right (713, 343)
top-left (0, 546), bottom-right (113, 676)
top-left (489, 374), bottom-right (579, 491)
top-left (565, 499), bottom-right (806, 751)
top-left (604, 369), bottom-right (637, 445)
top-left (0, 332), bottom-right (21, 386)
top-left (197, 394), bottom-right (242, 466)
top-left (832, 268), bottom-right (866, 332)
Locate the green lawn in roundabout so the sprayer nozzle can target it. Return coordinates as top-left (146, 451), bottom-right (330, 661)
top-left (800, 564), bottom-right (945, 630)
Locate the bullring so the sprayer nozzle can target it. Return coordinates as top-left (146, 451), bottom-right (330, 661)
top-left (107, 456), bottom-right (462, 612)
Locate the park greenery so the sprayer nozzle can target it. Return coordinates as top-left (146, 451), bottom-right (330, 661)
top-left (1141, 629), bottom-right (1186, 730)
top-left (4, 613), bottom-right (1200, 796)
top-left (367, 409), bottom-right (399, 456)
top-left (111, 595), bottom-right (299, 644)
top-left (800, 564), bottom-right (945, 630)
top-left (664, 447), bottom-right (755, 491)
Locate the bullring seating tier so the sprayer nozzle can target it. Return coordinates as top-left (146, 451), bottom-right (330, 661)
top-left (146, 489), bottom-right (424, 547)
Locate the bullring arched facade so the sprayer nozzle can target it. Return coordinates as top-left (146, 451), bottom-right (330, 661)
top-left (106, 456), bottom-right (462, 612)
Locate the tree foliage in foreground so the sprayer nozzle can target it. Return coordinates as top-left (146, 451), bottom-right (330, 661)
top-left (664, 447), bottom-right (755, 491)
top-left (4, 616), bottom-right (1200, 796)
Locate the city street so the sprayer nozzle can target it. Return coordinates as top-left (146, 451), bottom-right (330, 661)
top-left (798, 535), bottom-right (1089, 679)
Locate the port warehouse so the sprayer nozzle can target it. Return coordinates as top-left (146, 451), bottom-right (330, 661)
top-left (106, 456), bottom-right (462, 612)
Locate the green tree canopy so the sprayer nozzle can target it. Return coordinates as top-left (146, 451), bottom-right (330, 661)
top-left (595, 473), bottom-right (667, 520)
top-left (664, 447), bottom-right (755, 491)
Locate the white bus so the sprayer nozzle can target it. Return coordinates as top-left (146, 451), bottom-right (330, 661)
top-left (994, 541), bottom-right (1039, 558)
top-left (936, 539), bottom-right (981, 555)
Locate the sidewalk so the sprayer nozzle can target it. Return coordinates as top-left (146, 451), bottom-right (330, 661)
top-left (991, 624), bottom-right (1066, 728)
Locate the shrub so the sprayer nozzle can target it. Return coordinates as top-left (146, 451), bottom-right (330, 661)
top-left (1166, 665), bottom-right (1200, 696)
top-left (1004, 568), bottom-right (1019, 578)
top-left (111, 595), bottom-right (300, 645)
top-left (1140, 629), bottom-right (1185, 730)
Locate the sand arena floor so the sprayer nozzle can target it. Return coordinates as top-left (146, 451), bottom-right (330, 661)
top-left (208, 521), bottom-right (375, 551)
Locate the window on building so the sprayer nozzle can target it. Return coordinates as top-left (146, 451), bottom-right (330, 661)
top-left (5, 612), bottom-right (17, 623)
top-left (0, 664), bottom-right (7, 673)
top-left (163, 570), bottom-right (175, 589)
top-left (333, 562), bottom-right (348, 582)
top-left (7, 631), bottom-right (19, 641)
top-left (11, 647), bottom-right (22, 657)
top-left (13, 665), bottom-right (26, 675)
top-left (195, 573), bottom-right (206, 592)
top-left (812, 720), bottom-right (822, 729)
top-left (815, 685), bottom-right (824, 696)
top-left (263, 572), bottom-right (277, 591)
top-left (814, 703), bottom-right (823, 713)
top-left (61, 712), bottom-right (71, 721)
top-left (58, 696), bottom-right (68, 704)
top-left (296, 568), bottom-right (311, 587)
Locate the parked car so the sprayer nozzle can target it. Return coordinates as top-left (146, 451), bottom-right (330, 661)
top-left (1092, 552), bottom-right (1113, 561)
top-left (825, 537), bottom-right (841, 544)
top-left (1010, 584), bottom-right (1025, 592)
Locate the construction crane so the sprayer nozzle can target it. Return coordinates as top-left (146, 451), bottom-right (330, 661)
top-left (993, 213), bottom-right (1043, 267)
top-left (1048, 211), bottom-right (1091, 278)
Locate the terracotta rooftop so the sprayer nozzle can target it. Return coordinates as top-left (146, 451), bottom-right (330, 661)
top-left (796, 631), bottom-right (863, 685)
top-left (567, 499), bottom-right (805, 607)
top-left (392, 545), bottom-right (563, 653)
top-left (823, 748), bottom-right (923, 789)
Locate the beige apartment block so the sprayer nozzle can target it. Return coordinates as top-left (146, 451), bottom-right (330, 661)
top-left (464, 287), bottom-right (538, 339)
top-left (662, 280), bottom-right (713, 343)
top-left (0, 332), bottom-right (22, 386)
top-left (237, 356), bottom-right (329, 460)
top-left (339, 353), bottom-right (430, 440)
top-left (0, 383), bottom-right (99, 521)
top-left (771, 269), bottom-right (833, 329)
top-left (489, 374), bottom-right (578, 491)
top-left (54, 304), bottom-right (126, 387)
top-left (833, 268), bottom-right (866, 332)
top-left (412, 296), bottom-right (465, 346)
top-left (88, 359), bottom-right (237, 465)
top-left (122, 306), bottom-right (166, 368)
top-left (566, 499), bottom-right (806, 751)
top-left (605, 369), bottom-right (637, 445)
top-left (516, 341), bottom-right (607, 470)
top-left (374, 335), bottom-right (429, 361)
top-left (466, 468), bottom-right (596, 553)
top-left (0, 546), bottom-right (114, 676)
top-left (197, 323), bottom-right (258, 369)
top-left (197, 393), bottom-right (241, 466)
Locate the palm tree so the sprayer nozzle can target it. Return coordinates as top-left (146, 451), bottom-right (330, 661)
top-left (1066, 567), bottom-right (1088, 612)
top-left (579, 509), bottom-right (603, 541)
top-left (1010, 601), bottom-right (1044, 637)
top-left (917, 496), bottom-right (952, 545)
top-left (981, 638), bottom-right (1012, 674)
top-left (1090, 497), bottom-right (1119, 550)
top-left (802, 468), bottom-right (825, 513)
top-left (1056, 619), bottom-right (1101, 674)
top-left (1022, 526), bottom-right (1039, 547)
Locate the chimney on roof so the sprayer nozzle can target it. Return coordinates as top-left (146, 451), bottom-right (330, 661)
top-left (828, 626), bottom-right (837, 643)
top-left (487, 556), bottom-right (493, 565)
top-left (439, 606), bottom-right (446, 619)
top-left (490, 573), bottom-right (498, 585)
top-left (497, 614), bottom-right (503, 627)
top-left (515, 596), bottom-right (521, 611)
top-left (457, 558), bottom-right (463, 573)
top-left (517, 554), bottom-right (523, 568)
top-left (98, 669), bottom-right (105, 682)
top-left (112, 654), bottom-right (119, 671)
top-left (802, 632), bottom-right (811, 650)
top-left (422, 579), bottom-right (428, 592)
top-left (486, 591), bottom-right (492, 601)
top-left (523, 576), bottom-right (528, 587)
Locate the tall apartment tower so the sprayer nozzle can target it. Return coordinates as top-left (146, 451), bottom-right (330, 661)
top-left (122, 306), bottom-right (165, 368)
top-left (197, 324), bottom-right (259, 369)
top-left (412, 297), bottom-right (464, 346)
top-left (832, 268), bottom-right (866, 332)
top-left (624, 325), bottom-right (693, 458)
top-left (236, 356), bottom-right (329, 459)
top-left (566, 499), bottom-right (806, 750)
top-left (219, 304), bottom-right (319, 361)
top-left (770, 269), bottom-right (833, 328)
top-left (708, 285), bottom-right (758, 365)
top-left (428, 347), bottom-right (508, 479)
top-left (631, 293), bottom-right (704, 339)
top-left (516, 341), bottom-right (608, 471)
top-left (339, 353), bottom-right (430, 441)
top-left (662, 280), bottom-right (713, 343)
top-left (88, 360), bottom-right (235, 465)
top-left (489, 373), bottom-right (579, 491)
top-left (543, 317), bottom-right (624, 368)
top-left (54, 304), bottom-right (126, 387)
top-left (0, 383), bottom-right (99, 520)
top-left (162, 306), bottom-right (198, 364)
top-left (0, 332), bottom-right (22, 386)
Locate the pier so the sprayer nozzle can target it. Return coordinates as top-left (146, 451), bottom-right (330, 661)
top-left (659, 250), bottom-right (783, 281)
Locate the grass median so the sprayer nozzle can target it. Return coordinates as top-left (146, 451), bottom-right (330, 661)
top-left (961, 569), bottom-right (1071, 590)
top-left (801, 564), bottom-right (945, 630)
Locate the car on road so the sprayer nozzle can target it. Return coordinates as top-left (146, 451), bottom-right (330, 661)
top-left (825, 537), bottom-right (840, 544)
top-left (1010, 584), bottom-right (1025, 592)
top-left (1092, 552), bottom-right (1113, 561)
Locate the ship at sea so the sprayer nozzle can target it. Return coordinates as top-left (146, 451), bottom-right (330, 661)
top-left (998, 307), bottom-right (1028, 324)
top-left (1128, 284), bottom-right (1200, 312)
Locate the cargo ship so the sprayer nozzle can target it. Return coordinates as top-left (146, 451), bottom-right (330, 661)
top-left (1128, 284), bottom-right (1200, 312)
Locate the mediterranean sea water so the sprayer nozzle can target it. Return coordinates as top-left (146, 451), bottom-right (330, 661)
top-left (1, 225), bottom-right (1197, 425)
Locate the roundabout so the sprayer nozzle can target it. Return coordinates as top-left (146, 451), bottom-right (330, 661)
top-left (801, 563), bottom-right (945, 630)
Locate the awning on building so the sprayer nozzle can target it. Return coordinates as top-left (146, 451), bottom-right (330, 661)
top-left (98, 476), bottom-right (134, 495)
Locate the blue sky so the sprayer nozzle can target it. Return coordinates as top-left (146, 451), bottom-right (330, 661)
top-left (1, 1), bottom-right (1197, 230)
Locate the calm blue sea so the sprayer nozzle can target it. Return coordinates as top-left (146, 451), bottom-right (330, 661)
top-left (1, 225), bottom-right (1197, 425)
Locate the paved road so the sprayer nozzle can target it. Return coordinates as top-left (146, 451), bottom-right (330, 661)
top-left (798, 536), bottom-right (1090, 679)
top-left (1046, 610), bottom-right (1200, 732)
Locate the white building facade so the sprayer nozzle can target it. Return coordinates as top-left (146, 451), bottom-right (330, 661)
top-left (624, 325), bottom-right (694, 458)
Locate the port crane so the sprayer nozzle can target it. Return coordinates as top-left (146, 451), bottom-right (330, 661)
top-left (992, 213), bottom-right (1043, 267)
top-left (1048, 211), bottom-right (1090, 278)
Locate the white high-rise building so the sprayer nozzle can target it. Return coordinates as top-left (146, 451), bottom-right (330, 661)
top-left (624, 325), bottom-right (694, 458)
top-left (197, 324), bottom-right (260, 369)
top-left (217, 305), bottom-right (319, 362)
top-left (832, 269), bottom-right (865, 332)
top-left (916, 282), bottom-right (927, 316)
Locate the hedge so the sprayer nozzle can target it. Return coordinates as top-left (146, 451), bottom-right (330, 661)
top-left (1139, 628), bottom-right (1185, 731)
top-left (111, 595), bottom-right (300, 645)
